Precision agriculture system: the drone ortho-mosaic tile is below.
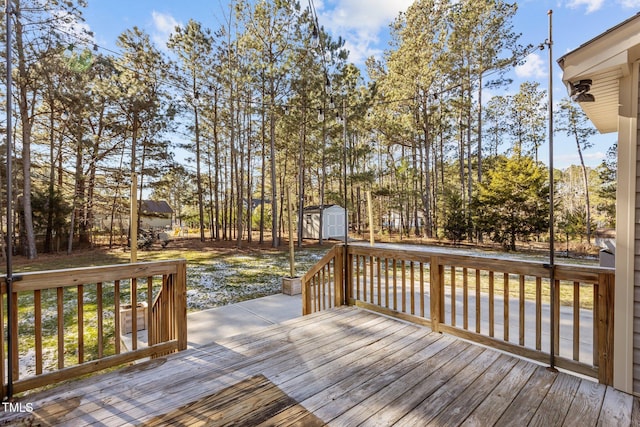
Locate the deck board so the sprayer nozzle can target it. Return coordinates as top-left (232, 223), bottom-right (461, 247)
top-left (562, 379), bottom-right (607, 427)
top-left (427, 353), bottom-right (520, 426)
top-left (1, 306), bottom-right (636, 427)
top-left (460, 359), bottom-right (537, 426)
top-left (529, 371), bottom-right (581, 427)
top-left (95, 311), bottom-right (393, 425)
top-left (598, 387), bottom-right (634, 426)
top-left (494, 365), bottom-right (558, 426)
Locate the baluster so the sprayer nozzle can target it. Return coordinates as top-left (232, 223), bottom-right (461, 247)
top-left (420, 263), bottom-right (425, 318)
top-left (0, 287), bottom-right (4, 393)
top-left (554, 279), bottom-right (560, 356)
top-left (463, 267), bottom-right (468, 330)
top-left (369, 256), bottom-right (374, 304)
top-left (78, 284), bottom-right (84, 364)
top-left (34, 290), bottom-right (42, 375)
top-left (392, 259), bottom-right (397, 311)
top-left (536, 277), bottom-right (542, 351)
top-left (327, 264), bottom-right (333, 309)
top-left (311, 275), bottom-right (317, 312)
top-left (519, 275), bottom-right (525, 346)
top-left (322, 267), bottom-right (327, 311)
top-left (451, 266), bottom-right (456, 326)
top-left (489, 271), bottom-right (494, 338)
top-left (593, 284), bottom-right (598, 367)
top-left (316, 274), bottom-right (321, 312)
top-left (410, 261), bottom-right (415, 315)
top-left (475, 269), bottom-right (481, 334)
top-left (97, 283), bottom-right (103, 358)
top-left (57, 287), bottom-right (64, 370)
top-left (503, 273), bottom-right (509, 342)
top-left (377, 257), bottom-right (381, 306)
top-left (147, 277), bottom-right (153, 347)
top-left (131, 278), bottom-right (138, 351)
top-left (355, 255), bottom-right (361, 301)
top-left (384, 259), bottom-right (389, 308)
top-left (115, 280), bottom-right (121, 354)
top-left (10, 291), bottom-right (17, 381)
top-left (401, 260), bottom-right (406, 313)
top-left (362, 255), bottom-right (367, 302)
top-left (573, 281), bottom-right (580, 361)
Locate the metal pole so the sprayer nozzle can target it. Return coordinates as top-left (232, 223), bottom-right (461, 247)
top-left (547, 9), bottom-right (557, 371)
top-left (5, 0), bottom-right (14, 400)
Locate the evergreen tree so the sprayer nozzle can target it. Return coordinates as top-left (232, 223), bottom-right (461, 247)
top-left (168, 19), bottom-right (214, 242)
top-left (8, 0), bottom-right (91, 258)
top-left (596, 143), bottom-right (616, 227)
top-left (556, 98), bottom-right (597, 243)
top-left (474, 154), bottom-right (549, 250)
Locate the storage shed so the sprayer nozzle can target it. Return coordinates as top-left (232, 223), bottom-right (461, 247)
top-left (302, 205), bottom-right (347, 240)
top-left (139, 200), bottom-right (173, 230)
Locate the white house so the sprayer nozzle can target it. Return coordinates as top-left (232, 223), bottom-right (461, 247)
top-left (558, 12), bottom-right (640, 395)
top-left (302, 205), bottom-right (347, 240)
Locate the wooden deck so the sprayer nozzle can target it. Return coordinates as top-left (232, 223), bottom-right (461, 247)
top-left (1, 307), bottom-right (637, 426)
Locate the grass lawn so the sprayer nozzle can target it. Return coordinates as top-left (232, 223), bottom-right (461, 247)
top-left (5, 238), bottom-right (332, 311)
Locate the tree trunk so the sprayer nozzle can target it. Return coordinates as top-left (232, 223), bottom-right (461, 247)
top-left (15, 13), bottom-right (37, 259)
top-left (213, 89), bottom-right (221, 241)
top-left (194, 96), bottom-right (205, 242)
top-left (45, 109), bottom-right (56, 253)
top-left (269, 93), bottom-right (279, 247)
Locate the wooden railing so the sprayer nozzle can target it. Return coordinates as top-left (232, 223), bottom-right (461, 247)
top-left (302, 246), bottom-right (344, 314)
top-left (302, 243), bottom-right (615, 385)
top-left (0, 259), bottom-right (187, 398)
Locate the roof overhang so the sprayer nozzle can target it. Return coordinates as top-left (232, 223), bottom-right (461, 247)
top-left (558, 13), bottom-right (640, 134)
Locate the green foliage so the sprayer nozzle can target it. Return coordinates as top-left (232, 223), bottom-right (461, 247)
top-left (558, 206), bottom-right (595, 242)
top-left (596, 144), bottom-right (617, 227)
top-left (63, 45), bottom-right (94, 73)
top-left (443, 189), bottom-right (468, 244)
top-left (30, 189), bottom-right (72, 234)
top-left (252, 203), bottom-right (272, 231)
top-left (474, 154), bottom-right (549, 250)
top-left (7, 0), bottom-right (618, 255)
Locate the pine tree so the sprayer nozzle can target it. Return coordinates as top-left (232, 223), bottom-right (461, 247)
top-left (556, 98), bottom-right (597, 243)
top-left (474, 154), bottom-right (549, 250)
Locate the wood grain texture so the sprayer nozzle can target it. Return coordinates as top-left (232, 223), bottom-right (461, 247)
top-left (0, 307), bottom-right (635, 427)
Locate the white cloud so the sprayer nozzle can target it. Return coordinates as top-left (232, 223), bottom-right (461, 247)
top-left (322, 0), bottom-right (413, 32)
top-left (566, 0), bottom-right (605, 13)
top-left (618, 0), bottom-right (640, 7)
top-left (318, 0), bottom-right (414, 64)
top-left (151, 11), bottom-right (180, 48)
top-left (515, 53), bottom-right (547, 79)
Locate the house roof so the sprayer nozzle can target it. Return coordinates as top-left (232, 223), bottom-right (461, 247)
top-left (557, 13), bottom-right (640, 133)
top-left (140, 200), bottom-right (173, 215)
top-left (303, 204), bottom-right (342, 212)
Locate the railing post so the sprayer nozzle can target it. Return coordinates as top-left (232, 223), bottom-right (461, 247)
top-left (335, 245), bottom-right (344, 306)
top-left (344, 244), bottom-right (351, 305)
top-left (597, 272), bottom-right (615, 385)
top-left (175, 260), bottom-right (188, 351)
top-left (302, 273), bottom-right (311, 315)
top-left (430, 256), bottom-right (442, 333)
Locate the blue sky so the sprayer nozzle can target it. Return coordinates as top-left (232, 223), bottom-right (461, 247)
top-left (79, 0), bottom-right (640, 168)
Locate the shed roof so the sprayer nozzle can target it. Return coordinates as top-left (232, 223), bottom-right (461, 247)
top-left (140, 200), bottom-right (173, 215)
top-left (558, 13), bottom-right (640, 133)
top-left (303, 204), bottom-right (342, 212)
